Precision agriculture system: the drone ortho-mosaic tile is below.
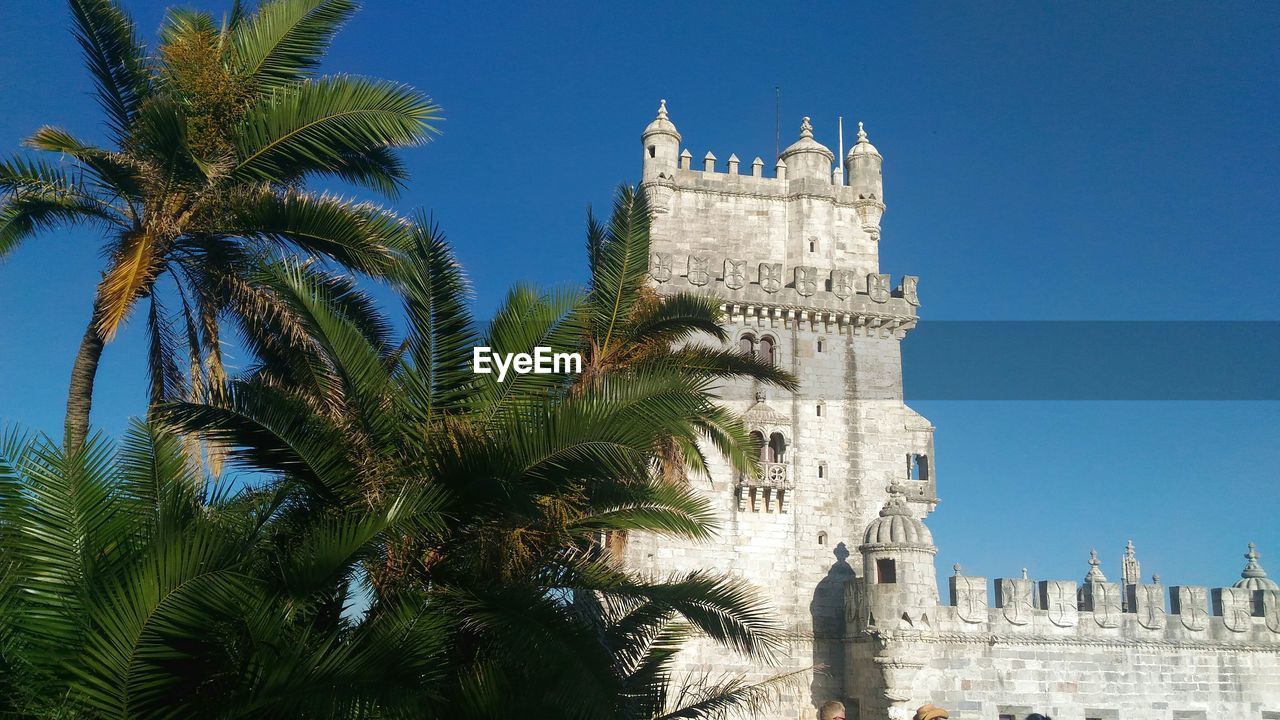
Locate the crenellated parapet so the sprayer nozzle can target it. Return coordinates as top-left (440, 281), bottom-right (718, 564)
top-left (937, 545), bottom-right (1280, 646)
top-left (648, 252), bottom-right (920, 335)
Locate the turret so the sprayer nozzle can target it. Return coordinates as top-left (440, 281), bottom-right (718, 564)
top-left (859, 483), bottom-right (939, 627)
top-left (641, 99), bottom-right (681, 182)
top-left (779, 117), bottom-right (834, 182)
top-left (847, 122), bottom-right (885, 233)
top-left (1233, 542), bottom-right (1278, 591)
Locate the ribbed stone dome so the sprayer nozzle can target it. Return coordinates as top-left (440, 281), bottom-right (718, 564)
top-left (642, 99), bottom-right (681, 141)
top-left (846, 121), bottom-right (881, 159)
top-left (780, 117), bottom-right (834, 163)
top-left (862, 487), bottom-right (932, 546)
top-left (1233, 543), bottom-right (1279, 590)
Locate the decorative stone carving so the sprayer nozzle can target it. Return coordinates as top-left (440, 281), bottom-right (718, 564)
top-left (901, 275), bottom-right (920, 306)
top-left (1215, 587), bottom-right (1254, 633)
top-left (1173, 586), bottom-right (1209, 631)
top-left (759, 262), bottom-right (782, 293)
top-left (949, 569), bottom-right (988, 624)
top-left (1132, 583), bottom-right (1166, 629)
top-left (831, 270), bottom-right (854, 300)
top-left (997, 577), bottom-right (1034, 625)
top-left (1041, 580), bottom-right (1079, 627)
top-left (1264, 589), bottom-right (1280, 633)
top-left (687, 255), bottom-right (710, 286)
top-left (724, 259), bottom-right (746, 290)
top-left (649, 252), bottom-right (672, 282)
top-left (868, 273), bottom-right (890, 303)
top-left (794, 266), bottom-right (817, 296)
top-left (1083, 582), bottom-right (1122, 628)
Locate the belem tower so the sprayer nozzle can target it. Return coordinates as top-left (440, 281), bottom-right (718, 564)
top-left (621, 100), bottom-right (1280, 720)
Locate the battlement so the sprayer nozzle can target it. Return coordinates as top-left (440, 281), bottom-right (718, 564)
top-left (650, 251), bottom-right (920, 331)
top-left (935, 569), bottom-right (1280, 646)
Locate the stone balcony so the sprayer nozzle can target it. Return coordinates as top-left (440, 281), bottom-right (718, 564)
top-left (739, 461), bottom-right (791, 489)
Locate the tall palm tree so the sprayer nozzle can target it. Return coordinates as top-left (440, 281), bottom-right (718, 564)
top-left (0, 0), bottom-right (439, 451)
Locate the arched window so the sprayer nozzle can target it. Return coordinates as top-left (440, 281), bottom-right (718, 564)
top-left (816, 338), bottom-right (825, 353)
top-left (809, 240), bottom-right (816, 252)
top-left (767, 432), bottom-right (786, 462)
top-left (817, 531), bottom-right (828, 546)
top-left (758, 336), bottom-right (775, 366)
top-left (749, 431), bottom-right (766, 462)
top-left (739, 333), bottom-right (755, 356)
top-left (818, 463), bottom-right (826, 479)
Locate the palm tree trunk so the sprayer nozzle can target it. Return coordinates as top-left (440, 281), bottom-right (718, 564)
top-left (64, 302), bottom-right (106, 452)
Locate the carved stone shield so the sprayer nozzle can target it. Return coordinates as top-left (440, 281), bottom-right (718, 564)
top-left (832, 270), bottom-right (854, 300)
top-left (1136, 584), bottom-right (1166, 629)
top-left (1086, 582), bottom-right (1121, 628)
top-left (902, 275), bottom-right (920, 306)
top-left (794, 266), bottom-right (817, 296)
top-left (1263, 589), bottom-right (1280, 633)
top-left (687, 255), bottom-right (710, 286)
top-left (724, 259), bottom-right (746, 290)
top-left (950, 575), bottom-right (987, 624)
top-left (868, 273), bottom-right (890, 303)
top-left (1175, 586), bottom-right (1208, 631)
top-left (649, 252), bottom-right (672, 282)
top-left (997, 578), bottom-right (1033, 626)
top-left (1042, 580), bottom-right (1078, 628)
top-left (759, 263), bottom-right (782, 293)
top-left (1216, 587), bottom-right (1253, 633)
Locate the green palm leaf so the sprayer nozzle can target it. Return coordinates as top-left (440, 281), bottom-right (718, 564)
top-left (232, 0), bottom-right (358, 93)
top-left (68, 0), bottom-right (150, 140)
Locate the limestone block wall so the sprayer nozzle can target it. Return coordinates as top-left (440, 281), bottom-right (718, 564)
top-left (841, 573), bottom-right (1280, 719)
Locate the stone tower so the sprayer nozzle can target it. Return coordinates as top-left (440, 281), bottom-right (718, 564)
top-left (625, 101), bottom-right (936, 719)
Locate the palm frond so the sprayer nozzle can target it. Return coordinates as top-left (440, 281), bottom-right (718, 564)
top-left (589, 185), bottom-right (652, 357)
top-left (232, 0), bottom-right (358, 93)
top-left (231, 75), bottom-right (439, 186)
top-left (68, 0), bottom-right (150, 140)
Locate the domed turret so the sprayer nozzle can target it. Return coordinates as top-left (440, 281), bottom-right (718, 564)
top-left (858, 483), bottom-right (939, 628)
top-left (1234, 543), bottom-right (1279, 591)
top-left (779, 117), bottom-right (834, 182)
top-left (863, 487), bottom-right (933, 546)
top-left (847, 122), bottom-right (885, 232)
top-left (641, 99), bottom-right (681, 181)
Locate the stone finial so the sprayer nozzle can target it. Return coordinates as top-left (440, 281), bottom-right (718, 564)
top-left (753, 389), bottom-right (767, 404)
top-left (1235, 542), bottom-right (1280, 590)
top-left (1021, 567), bottom-right (1029, 580)
top-left (857, 121), bottom-right (869, 143)
top-left (1152, 573), bottom-right (1161, 584)
top-left (774, 156), bottom-right (787, 180)
top-left (703, 151), bottom-right (717, 172)
top-left (656, 98), bottom-right (668, 119)
top-left (679, 148), bottom-right (692, 169)
top-left (1085, 549), bottom-right (1107, 582)
top-left (799, 116), bottom-right (813, 139)
top-left (751, 156), bottom-right (764, 177)
top-left (953, 563), bottom-right (962, 576)
top-left (727, 153), bottom-right (740, 174)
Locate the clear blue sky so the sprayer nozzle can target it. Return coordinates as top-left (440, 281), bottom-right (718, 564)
top-left (1, 1), bottom-right (1278, 592)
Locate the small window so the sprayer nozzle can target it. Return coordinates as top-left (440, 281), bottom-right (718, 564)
top-left (876, 559), bottom-right (897, 584)
top-left (809, 240), bottom-right (815, 252)
top-left (816, 403), bottom-right (823, 417)
top-left (817, 463), bottom-right (825, 479)
top-left (647, 145), bottom-right (656, 158)
top-left (907, 453), bottom-right (929, 482)
top-left (739, 333), bottom-right (755, 356)
top-left (817, 531), bottom-right (827, 545)
top-left (816, 338), bottom-right (824, 352)
top-left (757, 336), bottom-right (775, 365)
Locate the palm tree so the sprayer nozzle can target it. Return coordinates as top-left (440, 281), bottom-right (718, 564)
top-left (155, 210), bottom-right (794, 718)
top-left (0, 0), bottom-right (439, 451)
top-left (0, 421), bottom-right (455, 719)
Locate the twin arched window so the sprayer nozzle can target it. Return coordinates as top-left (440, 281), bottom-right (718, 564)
top-left (749, 431), bottom-right (787, 463)
top-left (738, 333), bottom-right (776, 366)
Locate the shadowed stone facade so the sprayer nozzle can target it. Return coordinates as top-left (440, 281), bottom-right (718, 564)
top-left (621, 101), bottom-right (1280, 719)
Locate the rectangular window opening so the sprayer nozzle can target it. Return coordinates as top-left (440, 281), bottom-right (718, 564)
top-left (876, 558), bottom-right (897, 584)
